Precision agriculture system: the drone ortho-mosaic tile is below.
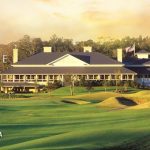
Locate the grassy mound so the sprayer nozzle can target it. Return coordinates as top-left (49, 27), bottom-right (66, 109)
top-left (123, 91), bottom-right (150, 104)
top-left (132, 90), bottom-right (150, 96)
top-left (97, 97), bottom-right (137, 108)
top-left (128, 102), bottom-right (150, 110)
top-left (124, 91), bottom-right (150, 109)
top-left (65, 92), bottom-right (120, 103)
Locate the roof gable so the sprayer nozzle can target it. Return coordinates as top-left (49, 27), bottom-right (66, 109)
top-left (48, 54), bottom-right (89, 66)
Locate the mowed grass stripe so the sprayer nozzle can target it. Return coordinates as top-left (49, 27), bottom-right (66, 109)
top-left (1, 128), bottom-right (150, 150)
top-left (0, 107), bottom-right (150, 149)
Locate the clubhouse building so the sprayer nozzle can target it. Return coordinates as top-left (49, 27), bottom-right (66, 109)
top-left (0, 47), bottom-right (150, 93)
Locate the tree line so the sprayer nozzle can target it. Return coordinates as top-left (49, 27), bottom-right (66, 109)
top-left (0, 34), bottom-right (150, 71)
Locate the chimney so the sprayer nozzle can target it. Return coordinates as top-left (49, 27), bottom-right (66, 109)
top-left (13, 48), bottom-right (18, 63)
top-left (83, 46), bottom-right (92, 52)
top-left (117, 48), bottom-right (123, 62)
top-left (43, 47), bottom-right (52, 53)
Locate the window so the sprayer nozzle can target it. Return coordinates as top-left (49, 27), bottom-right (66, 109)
top-left (31, 75), bottom-right (35, 79)
top-left (38, 75), bottom-right (42, 79)
top-left (15, 75), bottom-right (19, 79)
top-left (111, 75), bottom-right (115, 79)
top-left (105, 75), bottom-right (110, 80)
top-left (128, 75), bottom-right (133, 80)
top-left (94, 75), bottom-right (98, 79)
top-left (26, 75), bottom-right (31, 79)
top-left (49, 75), bottom-right (53, 80)
top-left (43, 75), bottom-right (47, 79)
top-left (122, 75), bottom-right (127, 80)
top-left (8, 75), bottom-right (13, 80)
top-left (20, 75), bottom-right (24, 79)
top-left (89, 75), bottom-right (93, 79)
top-left (100, 75), bottom-right (104, 79)
top-left (3, 75), bottom-right (7, 80)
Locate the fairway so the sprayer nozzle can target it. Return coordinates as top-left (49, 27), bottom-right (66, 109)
top-left (0, 88), bottom-right (150, 150)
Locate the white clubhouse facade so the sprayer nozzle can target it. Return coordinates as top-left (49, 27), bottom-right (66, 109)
top-left (0, 46), bottom-right (150, 93)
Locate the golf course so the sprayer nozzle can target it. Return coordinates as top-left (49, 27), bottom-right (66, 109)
top-left (0, 86), bottom-right (150, 150)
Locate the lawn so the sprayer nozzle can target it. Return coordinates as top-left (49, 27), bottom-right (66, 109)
top-left (50, 86), bottom-right (140, 96)
top-left (0, 87), bottom-right (150, 150)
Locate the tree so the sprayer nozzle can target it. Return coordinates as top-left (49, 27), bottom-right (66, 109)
top-left (32, 38), bottom-right (43, 54)
top-left (115, 70), bottom-right (122, 92)
top-left (124, 81), bottom-right (129, 92)
top-left (70, 75), bottom-right (78, 96)
top-left (85, 81), bottom-right (94, 93)
top-left (17, 35), bottom-right (33, 60)
top-left (34, 79), bottom-right (39, 93)
top-left (102, 80), bottom-right (110, 92)
top-left (0, 81), bottom-right (3, 93)
top-left (49, 34), bottom-right (62, 52)
top-left (49, 34), bottom-right (74, 52)
top-left (46, 81), bottom-right (62, 94)
top-left (63, 75), bottom-right (78, 96)
top-left (63, 39), bottom-right (74, 52)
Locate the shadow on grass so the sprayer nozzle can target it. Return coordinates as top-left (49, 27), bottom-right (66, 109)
top-left (99, 135), bottom-right (150, 150)
top-left (61, 100), bottom-right (76, 104)
top-left (15, 95), bottom-right (33, 98)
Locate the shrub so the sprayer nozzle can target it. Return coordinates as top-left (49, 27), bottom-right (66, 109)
top-left (85, 81), bottom-right (94, 93)
top-left (46, 81), bottom-right (62, 92)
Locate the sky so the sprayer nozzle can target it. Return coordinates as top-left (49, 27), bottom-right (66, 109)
top-left (0, 0), bottom-right (150, 43)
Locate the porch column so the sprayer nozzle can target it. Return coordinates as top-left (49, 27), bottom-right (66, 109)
top-left (127, 74), bottom-right (129, 80)
top-left (6, 75), bottom-right (8, 82)
top-left (87, 75), bottom-right (89, 80)
top-left (35, 75), bottom-right (38, 82)
top-left (46, 75), bottom-right (48, 83)
top-left (53, 75), bottom-right (55, 83)
top-left (61, 75), bottom-right (64, 86)
top-left (24, 75), bottom-right (26, 82)
top-left (120, 74), bottom-right (123, 80)
top-left (0, 74), bottom-right (2, 82)
top-left (132, 74), bottom-right (134, 80)
top-left (13, 75), bottom-right (15, 82)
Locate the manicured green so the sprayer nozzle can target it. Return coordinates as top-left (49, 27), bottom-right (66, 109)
top-left (0, 87), bottom-right (149, 150)
top-left (51, 86), bottom-right (140, 96)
